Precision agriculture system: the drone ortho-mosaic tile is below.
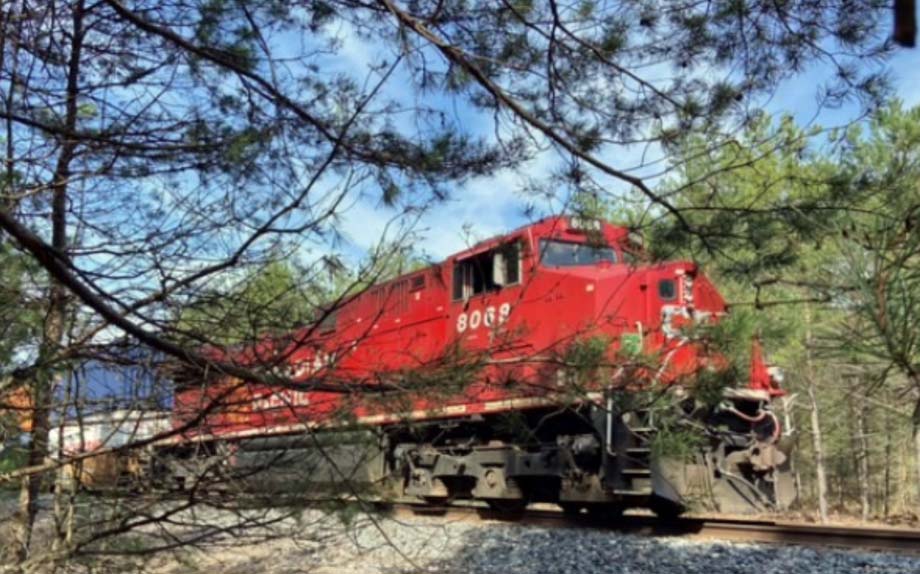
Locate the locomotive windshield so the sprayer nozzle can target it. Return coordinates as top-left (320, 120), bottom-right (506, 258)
top-left (540, 239), bottom-right (617, 267)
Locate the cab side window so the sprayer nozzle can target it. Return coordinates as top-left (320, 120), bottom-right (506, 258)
top-left (658, 279), bottom-right (677, 301)
top-left (452, 241), bottom-right (521, 300)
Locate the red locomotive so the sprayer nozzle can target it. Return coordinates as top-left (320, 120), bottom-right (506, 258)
top-left (164, 216), bottom-right (793, 515)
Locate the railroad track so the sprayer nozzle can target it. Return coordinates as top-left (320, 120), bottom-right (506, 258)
top-left (392, 502), bottom-right (920, 555)
top-left (96, 490), bottom-right (920, 555)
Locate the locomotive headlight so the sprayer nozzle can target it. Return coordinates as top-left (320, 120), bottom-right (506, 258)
top-left (767, 366), bottom-right (785, 385)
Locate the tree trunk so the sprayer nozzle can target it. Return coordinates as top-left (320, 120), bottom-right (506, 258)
top-left (883, 392), bottom-right (892, 518)
top-left (807, 372), bottom-right (830, 523)
top-left (10, 1), bottom-right (84, 562)
top-left (855, 397), bottom-right (871, 521)
top-left (908, 376), bottom-right (920, 510)
top-left (915, 428), bottom-right (920, 508)
top-left (804, 305), bottom-right (829, 523)
top-left (781, 395), bottom-right (802, 504)
top-left (52, 377), bottom-right (78, 554)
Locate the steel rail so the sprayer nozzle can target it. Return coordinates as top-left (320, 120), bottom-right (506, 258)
top-left (392, 502), bottom-right (920, 555)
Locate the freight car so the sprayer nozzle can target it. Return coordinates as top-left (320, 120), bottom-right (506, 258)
top-left (50, 409), bottom-right (171, 489)
top-left (159, 216), bottom-right (794, 516)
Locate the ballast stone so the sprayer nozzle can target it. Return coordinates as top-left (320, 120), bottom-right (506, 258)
top-left (161, 508), bottom-right (920, 574)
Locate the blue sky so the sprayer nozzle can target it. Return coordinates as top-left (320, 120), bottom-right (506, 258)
top-left (324, 24), bottom-right (920, 265)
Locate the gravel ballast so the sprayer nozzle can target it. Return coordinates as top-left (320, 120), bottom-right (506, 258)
top-left (147, 508), bottom-right (920, 574)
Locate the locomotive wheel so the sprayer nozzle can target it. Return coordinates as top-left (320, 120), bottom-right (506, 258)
top-left (485, 498), bottom-right (528, 516)
top-left (585, 503), bottom-right (624, 521)
top-left (422, 495), bottom-right (450, 507)
top-left (649, 497), bottom-right (684, 519)
top-left (559, 502), bottom-right (583, 516)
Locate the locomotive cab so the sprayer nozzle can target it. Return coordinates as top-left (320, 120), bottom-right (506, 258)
top-left (471, 216), bottom-right (795, 515)
top-left (425, 217), bottom-right (793, 515)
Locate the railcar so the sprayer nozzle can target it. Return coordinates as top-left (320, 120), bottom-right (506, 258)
top-left (160, 216), bottom-right (794, 516)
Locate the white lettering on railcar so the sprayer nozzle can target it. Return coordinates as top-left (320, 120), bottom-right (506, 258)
top-left (456, 303), bottom-right (512, 333)
top-left (253, 390), bottom-right (311, 411)
top-left (290, 350), bottom-right (336, 378)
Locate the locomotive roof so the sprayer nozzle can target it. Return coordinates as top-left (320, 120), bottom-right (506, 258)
top-left (357, 215), bottom-right (632, 296)
top-left (453, 215), bottom-right (630, 259)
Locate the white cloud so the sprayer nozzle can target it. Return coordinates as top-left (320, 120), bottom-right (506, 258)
top-left (332, 149), bottom-right (559, 262)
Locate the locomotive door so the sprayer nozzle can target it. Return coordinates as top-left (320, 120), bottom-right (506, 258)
top-left (447, 238), bottom-right (531, 403)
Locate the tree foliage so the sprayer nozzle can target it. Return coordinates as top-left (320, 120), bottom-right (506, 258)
top-left (0, 243), bottom-right (42, 373)
top-left (0, 0), bottom-right (910, 567)
top-left (651, 101), bottom-right (920, 519)
top-left (831, 102), bottom-right (920, 425)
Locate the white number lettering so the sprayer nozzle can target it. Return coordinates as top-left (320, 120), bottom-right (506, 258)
top-left (484, 306), bottom-right (495, 327)
top-left (459, 303), bottom-right (511, 333)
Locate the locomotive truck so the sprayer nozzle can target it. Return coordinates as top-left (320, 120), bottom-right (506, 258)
top-left (161, 216), bottom-right (794, 516)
